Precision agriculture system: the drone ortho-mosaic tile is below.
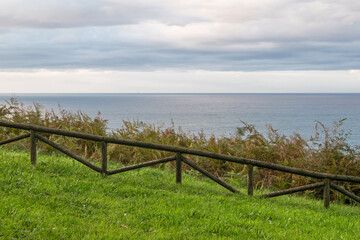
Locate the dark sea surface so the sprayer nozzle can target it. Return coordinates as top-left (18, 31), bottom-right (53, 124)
top-left (1, 93), bottom-right (359, 145)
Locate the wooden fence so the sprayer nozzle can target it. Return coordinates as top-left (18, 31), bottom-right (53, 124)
top-left (1, 120), bottom-right (360, 208)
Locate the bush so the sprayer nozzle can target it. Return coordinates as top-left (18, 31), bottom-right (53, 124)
top-left (1, 98), bottom-right (359, 202)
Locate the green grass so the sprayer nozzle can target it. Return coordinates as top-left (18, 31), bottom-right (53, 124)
top-left (1, 148), bottom-right (360, 239)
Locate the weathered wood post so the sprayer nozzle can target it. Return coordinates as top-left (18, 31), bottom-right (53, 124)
top-left (30, 130), bottom-right (37, 166)
top-left (247, 164), bottom-right (254, 196)
top-left (101, 141), bottom-right (107, 175)
top-left (324, 178), bottom-right (330, 208)
top-left (176, 152), bottom-right (182, 184)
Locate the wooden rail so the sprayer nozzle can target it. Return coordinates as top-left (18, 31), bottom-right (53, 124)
top-left (1, 120), bottom-right (359, 208)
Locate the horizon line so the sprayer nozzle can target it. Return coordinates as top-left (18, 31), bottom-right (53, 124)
top-left (1, 92), bottom-right (360, 95)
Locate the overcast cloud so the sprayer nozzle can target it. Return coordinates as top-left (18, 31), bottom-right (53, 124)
top-left (0, 69), bottom-right (358, 93)
top-left (0, 0), bottom-right (359, 71)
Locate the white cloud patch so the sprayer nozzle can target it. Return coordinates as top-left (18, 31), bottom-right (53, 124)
top-left (0, 69), bottom-right (359, 93)
top-left (350, 70), bottom-right (360, 75)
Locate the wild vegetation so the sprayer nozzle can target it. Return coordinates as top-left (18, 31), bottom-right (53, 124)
top-left (1, 150), bottom-right (360, 239)
top-left (1, 98), bottom-right (360, 203)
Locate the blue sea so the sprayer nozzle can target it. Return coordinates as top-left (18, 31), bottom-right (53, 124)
top-left (0, 93), bottom-right (359, 146)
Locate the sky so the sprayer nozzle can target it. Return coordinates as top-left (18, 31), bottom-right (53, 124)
top-left (0, 0), bottom-right (359, 93)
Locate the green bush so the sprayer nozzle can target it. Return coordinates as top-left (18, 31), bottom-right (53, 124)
top-left (1, 98), bottom-right (359, 203)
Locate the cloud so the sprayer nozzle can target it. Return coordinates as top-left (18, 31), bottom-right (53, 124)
top-left (0, 0), bottom-right (200, 28)
top-left (350, 70), bottom-right (360, 75)
top-left (0, 69), bottom-right (359, 93)
top-left (0, 0), bottom-right (359, 70)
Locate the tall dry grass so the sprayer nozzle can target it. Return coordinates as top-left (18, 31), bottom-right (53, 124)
top-left (1, 98), bottom-right (359, 202)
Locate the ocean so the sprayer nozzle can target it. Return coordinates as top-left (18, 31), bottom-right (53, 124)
top-left (0, 93), bottom-right (359, 146)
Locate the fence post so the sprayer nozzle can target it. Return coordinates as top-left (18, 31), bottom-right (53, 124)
top-left (176, 152), bottom-right (182, 184)
top-left (101, 141), bottom-right (107, 175)
top-left (324, 178), bottom-right (330, 208)
top-left (30, 130), bottom-right (36, 166)
top-left (247, 164), bottom-right (254, 196)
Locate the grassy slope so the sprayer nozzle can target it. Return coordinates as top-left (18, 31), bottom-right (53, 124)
top-left (1, 148), bottom-right (360, 239)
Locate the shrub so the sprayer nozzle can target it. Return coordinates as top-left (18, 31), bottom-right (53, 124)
top-left (1, 98), bottom-right (359, 202)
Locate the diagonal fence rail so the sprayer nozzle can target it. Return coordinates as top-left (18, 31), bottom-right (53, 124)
top-left (1, 120), bottom-right (359, 208)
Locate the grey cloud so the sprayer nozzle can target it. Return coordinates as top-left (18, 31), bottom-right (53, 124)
top-left (0, 0), bottom-right (359, 71)
top-left (1, 33), bottom-right (358, 71)
top-left (0, 0), bottom-right (199, 28)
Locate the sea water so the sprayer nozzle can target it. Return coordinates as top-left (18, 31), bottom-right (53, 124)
top-left (0, 93), bottom-right (359, 145)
